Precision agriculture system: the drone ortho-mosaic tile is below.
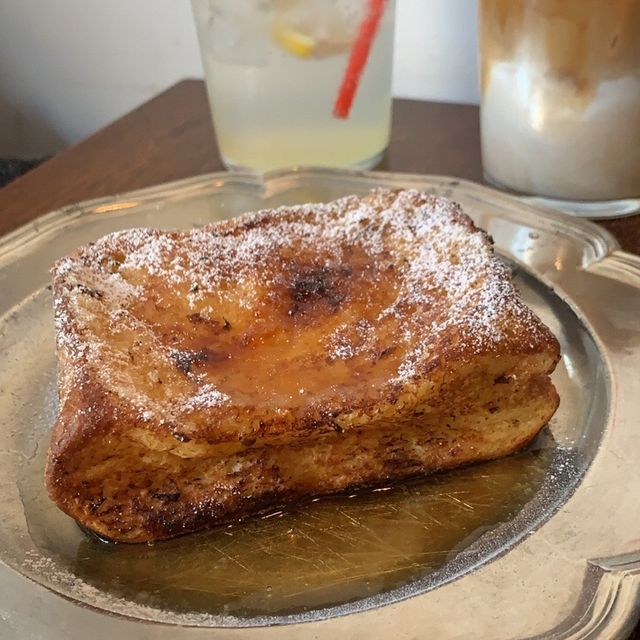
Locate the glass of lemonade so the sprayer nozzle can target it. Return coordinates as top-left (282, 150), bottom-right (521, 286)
top-left (479, 0), bottom-right (640, 216)
top-left (191, 0), bottom-right (396, 172)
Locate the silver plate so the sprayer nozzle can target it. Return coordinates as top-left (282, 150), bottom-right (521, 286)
top-left (1, 169), bottom-right (639, 639)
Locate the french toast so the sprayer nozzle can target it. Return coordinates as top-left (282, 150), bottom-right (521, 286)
top-left (46, 189), bottom-right (560, 543)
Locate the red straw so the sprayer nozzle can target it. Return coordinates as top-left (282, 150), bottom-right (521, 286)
top-left (333, 0), bottom-right (387, 119)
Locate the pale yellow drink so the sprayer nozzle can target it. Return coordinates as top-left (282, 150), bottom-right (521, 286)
top-left (192, 0), bottom-right (395, 172)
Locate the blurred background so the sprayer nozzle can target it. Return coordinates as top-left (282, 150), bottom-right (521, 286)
top-left (0, 0), bottom-right (478, 159)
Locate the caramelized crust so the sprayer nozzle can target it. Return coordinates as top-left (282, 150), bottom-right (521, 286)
top-left (46, 189), bottom-right (560, 542)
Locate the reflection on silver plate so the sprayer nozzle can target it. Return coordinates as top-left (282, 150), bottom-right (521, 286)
top-left (521, 195), bottom-right (640, 220)
top-left (0, 169), bottom-right (639, 639)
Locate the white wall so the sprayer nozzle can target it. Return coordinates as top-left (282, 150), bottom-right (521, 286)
top-left (393, 0), bottom-right (479, 103)
top-left (0, 0), bottom-right (479, 158)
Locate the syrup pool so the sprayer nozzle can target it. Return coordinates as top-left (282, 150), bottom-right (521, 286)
top-left (19, 432), bottom-right (557, 618)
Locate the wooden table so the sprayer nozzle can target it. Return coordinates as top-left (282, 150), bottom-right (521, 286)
top-left (1, 79), bottom-right (639, 257)
top-left (0, 79), bottom-right (638, 640)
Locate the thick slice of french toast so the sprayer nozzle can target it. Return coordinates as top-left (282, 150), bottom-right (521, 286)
top-left (46, 189), bottom-right (560, 543)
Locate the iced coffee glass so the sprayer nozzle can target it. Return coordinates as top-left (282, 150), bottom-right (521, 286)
top-left (479, 0), bottom-right (640, 216)
top-left (191, 0), bottom-right (395, 173)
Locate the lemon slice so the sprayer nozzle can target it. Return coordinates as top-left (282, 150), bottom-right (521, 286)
top-left (272, 25), bottom-right (315, 58)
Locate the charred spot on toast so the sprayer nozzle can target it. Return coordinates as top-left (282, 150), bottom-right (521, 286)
top-left (187, 312), bottom-right (210, 324)
top-left (170, 347), bottom-right (226, 375)
top-left (151, 489), bottom-right (182, 503)
top-left (73, 284), bottom-right (104, 299)
top-left (377, 345), bottom-right (397, 360)
top-left (287, 264), bottom-right (352, 317)
top-left (186, 312), bottom-right (231, 330)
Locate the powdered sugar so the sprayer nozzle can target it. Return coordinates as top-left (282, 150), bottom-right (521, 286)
top-left (326, 319), bottom-right (376, 362)
top-left (51, 189), bottom-right (551, 413)
top-left (183, 384), bottom-right (231, 410)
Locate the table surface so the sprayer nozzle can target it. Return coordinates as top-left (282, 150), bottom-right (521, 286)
top-left (0, 79), bottom-right (638, 640)
top-left (1, 79), bottom-right (639, 257)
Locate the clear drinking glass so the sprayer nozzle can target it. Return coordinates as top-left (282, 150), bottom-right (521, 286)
top-left (479, 0), bottom-right (640, 217)
top-left (192, 0), bottom-right (396, 173)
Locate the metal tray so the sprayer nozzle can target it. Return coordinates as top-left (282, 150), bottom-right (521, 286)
top-left (1, 169), bottom-right (639, 639)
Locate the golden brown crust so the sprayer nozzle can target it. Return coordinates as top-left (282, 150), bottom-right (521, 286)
top-left (46, 189), bottom-right (560, 542)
